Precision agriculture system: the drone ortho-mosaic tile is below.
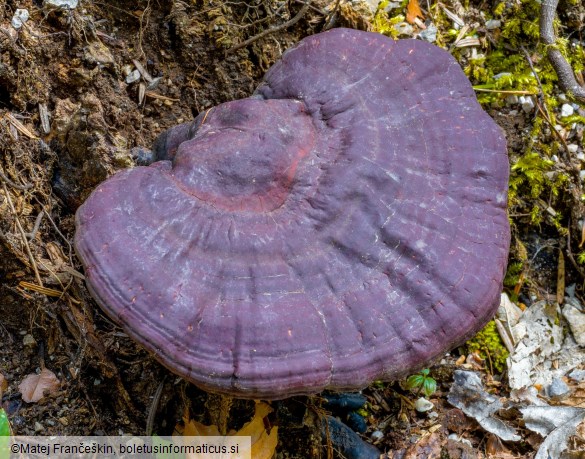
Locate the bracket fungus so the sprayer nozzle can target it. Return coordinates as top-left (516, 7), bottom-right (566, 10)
top-left (75, 28), bottom-right (509, 399)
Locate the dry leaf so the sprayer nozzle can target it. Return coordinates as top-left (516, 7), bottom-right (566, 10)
top-left (486, 433), bottom-right (514, 457)
top-left (18, 368), bottom-right (60, 403)
top-left (0, 373), bottom-right (7, 399)
top-left (403, 431), bottom-right (441, 458)
top-left (406, 0), bottom-right (424, 24)
top-left (178, 401), bottom-right (277, 459)
top-left (235, 402), bottom-right (278, 459)
top-left (557, 249), bottom-right (565, 305)
top-left (183, 420), bottom-right (220, 437)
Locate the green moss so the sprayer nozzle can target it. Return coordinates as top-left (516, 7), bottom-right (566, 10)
top-left (504, 261), bottom-right (524, 288)
top-left (466, 321), bottom-right (509, 373)
top-left (371, 0), bottom-right (408, 39)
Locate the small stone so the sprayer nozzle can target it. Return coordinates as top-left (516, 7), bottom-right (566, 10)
top-left (415, 397), bottom-right (434, 413)
top-left (567, 144), bottom-right (579, 153)
top-left (370, 430), bottom-right (384, 441)
top-left (387, 1), bottom-right (402, 9)
top-left (485, 19), bottom-right (501, 30)
top-left (558, 93), bottom-right (567, 102)
top-left (393, 22), bottom-right (414, 36)
top-left (11, 9), bottom-right (29, 29)
top-left (505, 95), bottom-right (519, 106)
top-left (568, 369), bottom-right (585, 382)
top-left (546, 377), bottom-right (570, 398)
top-left (34, 421), bottom-right (44, 432)
top-left (125, 69), bottom-right (141, 84)
top-left (44, 0), bottom-right (78, 8)
top-left (580, 170), bottom-right (585, 182)
top-left (448, 434), bottom-right (473, 448)
top-left (22, 334), bottom-right (36, 348)
top-left (519, 96), bottom-right (534, 113)
top-left (563, 303), bottom-right (585, 345)
top-left (561, 103), bottom-right (574, 117)
top-left (58, 417), bottom-right (69, 426)
top-left (419, 24), bottom-right (438, 43)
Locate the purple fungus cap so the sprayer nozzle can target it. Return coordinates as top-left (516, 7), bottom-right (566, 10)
top-left (75, 28), bottom-right (510, 399)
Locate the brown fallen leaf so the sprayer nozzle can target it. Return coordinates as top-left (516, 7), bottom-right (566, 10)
top-left (406, 0), bottom-right (424, 25)
top-left (18, 368), bottom-right (60, 403)
top-left (403, 431), bottom-right (441, 458)
top-left (0, 373), bottom-right (7, 399)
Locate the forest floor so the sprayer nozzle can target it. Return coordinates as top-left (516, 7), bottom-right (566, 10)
top-left (0, 0), bottom-right (584, 458)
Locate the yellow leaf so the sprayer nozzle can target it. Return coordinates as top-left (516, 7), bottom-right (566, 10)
top-left (236, 402), bottom-right (278, 459)
top-left (184, 419), bottom-right (220, 437)
top-left (177, 401), bottom-right (277, 459)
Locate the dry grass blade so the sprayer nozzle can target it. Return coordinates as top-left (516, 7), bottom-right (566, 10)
top-left (18, 281), bottom-right (64, 298)
top-left (5, 113), bottom-right (38, 139)
top-left (144, 91), bottom-right (178, 102)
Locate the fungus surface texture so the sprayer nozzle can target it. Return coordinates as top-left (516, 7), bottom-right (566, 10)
top-left (75, 28), bottom-right (510, 399)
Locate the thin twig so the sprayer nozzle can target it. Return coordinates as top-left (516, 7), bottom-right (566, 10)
top-left (566, 225), bottom-right (585, 279)
top-left (146, 379), bottom-right (166, 436)
top-left (226, 1), bottom-right (311, 55)
top-left (0, 166), bottom-right (32, 190)
top-left (534, 101), bottom-right (570, 155)
top-left (323, 0), bottom-right (342, 30)
top-left (2, 183), bottom-right (43, 286)
top-left (522, 46), bottom-right (572, 157)
top-left (293, 0), bottom-right (325, 15)
top-left (521, 46), bottom-right (553, 121)
top-left (473, 88), bottom-right (537, 95)
top-left (33, 197), bottom-right (75, 267)
top-left (26, 211), bottom-right (44, 241)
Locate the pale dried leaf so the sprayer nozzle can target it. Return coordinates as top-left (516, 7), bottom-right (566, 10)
top-left (18, 368), bottom-right (60, 403)
top-left (521, 406), bottom-right (585, 459)
top-left (508, 300), bottom-right (585, 390)
top-left (448, 370), bottom-right (520, 442)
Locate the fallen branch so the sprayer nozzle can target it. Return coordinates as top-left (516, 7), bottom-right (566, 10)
top-left (540, 0), bottom-right (585, 102)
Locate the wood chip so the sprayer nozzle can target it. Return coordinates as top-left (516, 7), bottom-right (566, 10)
top-left (38, 103), bottom-right (50, 134)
